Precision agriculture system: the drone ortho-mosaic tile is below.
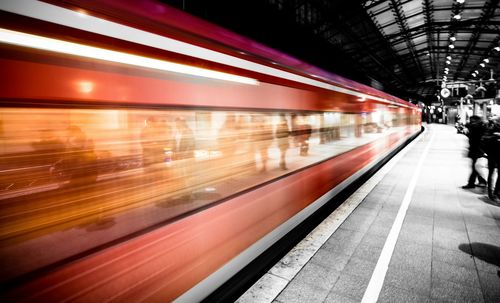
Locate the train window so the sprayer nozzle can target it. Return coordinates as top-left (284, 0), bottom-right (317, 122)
top-left (0, 106), bottom-right (417, 283)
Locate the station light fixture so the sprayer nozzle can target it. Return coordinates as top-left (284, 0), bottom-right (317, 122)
top-left (449, 44), bottom-right (455, 49)
top-left (453, 14), bottom-right (461, 20)
top-left (450, 36), bottom-right (456, 42)
top-left (480, 63), bottom-right (485, 67)
top-left (475, 70), bottom-right (479, 74)
top-left (456, 0), bottom-right (465, 3)
top-left (472, 73), bottom-right (476, 77)
top-left (495, 46), bottom-right (500, 51)
top-left (444, 67), bottom-right (449, 71)
top-left (483, 58), bottom-right (489, 63)
top-left (446, 60), bottom-right (451, 64)
top-left (446, 55), bottom-right (452, 60)
top-left (444, 70), bottom-right (449, 74)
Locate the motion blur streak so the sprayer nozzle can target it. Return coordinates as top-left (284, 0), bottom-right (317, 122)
top-left (0, 28), bottom-right (259, 85)
top-left (0, 107), bottom-right (417, 284)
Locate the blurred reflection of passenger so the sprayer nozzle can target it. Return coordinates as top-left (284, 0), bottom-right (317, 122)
top-left (141, 116), bottom-right (173, 172)
top-left (236, 115), bottom-right (250, 142)
top-left (319, 115), bottom-right (327, 144)
top-left (174, 117), bottom-right (195, 197)
top-left (355, 115), bottom-right (363, 137)
top-left (237, 115), bottom-right (256, 170)
top-left (32, 129), bottom-right (65, 165)
top-left (141, 116), bottom-right (176, 200)
top-left (251, 115), bottom-right (273, 172)
top-left (174, 117), bottom-right (195, 160)
top-left (298, 116), bottom-right (312, 156)
top-left (291, 113), bottom-right (299, 147)
top-left (53, 126), bottom-right (97, 187)
top-left (32, 129), bottom-right (65, 152)
top-left (218, 113), bottom-right (238, 156)
top-left (275, 114), bottom-right (290, 170)
top-left (216, 113), bottom-right (238, 176)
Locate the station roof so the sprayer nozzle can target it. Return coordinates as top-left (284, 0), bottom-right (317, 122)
top-left (163, 0), bottom-right (500, 102)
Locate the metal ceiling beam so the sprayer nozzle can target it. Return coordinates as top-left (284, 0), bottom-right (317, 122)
top-left (382, 21), bottom-right (500, 41)
top-left (289, 0), bottom-right (413, 87)
top-left (454, 0), bottom-right (500, 79)
top-left (360, 9), bottom-right (417, 81)
top-left (368, 4), bottom-right (487, 18)
top-left (373, 5), bottom-right (499, 35)
top-left (358, 0), bottom-right (423, 82)
top-left (362, 0), bottom-right (413, 10)
top-left (463, 34), bottom-right (500, 81)
top-left (415, 44), bottom-right (493, 54)
top-left (324, 20), bottom-right (406, 86)
top-left (385, 27), bottom-right (500, 48)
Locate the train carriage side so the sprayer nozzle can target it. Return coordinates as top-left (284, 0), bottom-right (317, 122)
top-left (0, 1), bottom-right (420, 302)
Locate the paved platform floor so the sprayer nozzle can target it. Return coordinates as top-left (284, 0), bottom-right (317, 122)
top-left (237, 124), bottom-right (500, 303)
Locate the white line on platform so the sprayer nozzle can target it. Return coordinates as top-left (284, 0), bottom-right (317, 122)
top-left (361, 129), bottom-right (435, 303)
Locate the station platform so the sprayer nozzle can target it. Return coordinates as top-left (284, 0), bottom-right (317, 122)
top-left (237, 124), bottom-right (500, 303)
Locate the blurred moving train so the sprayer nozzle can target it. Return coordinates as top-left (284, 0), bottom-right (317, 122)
top-left (0, 1), bottom-right (421, 302)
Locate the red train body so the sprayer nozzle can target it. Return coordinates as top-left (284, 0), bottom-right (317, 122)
top-left (0, 1), bottom-right (420, 302)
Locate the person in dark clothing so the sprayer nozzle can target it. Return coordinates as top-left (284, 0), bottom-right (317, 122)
top-left (462, 115), bottom-right (487, 189)
top-left (481, 116), bottom-right (500, 201)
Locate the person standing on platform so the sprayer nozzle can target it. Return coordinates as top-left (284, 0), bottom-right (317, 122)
top-left (481, 116), bottom-right (500, 201)
top-left (462, 115), bottom-right (487, 189)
